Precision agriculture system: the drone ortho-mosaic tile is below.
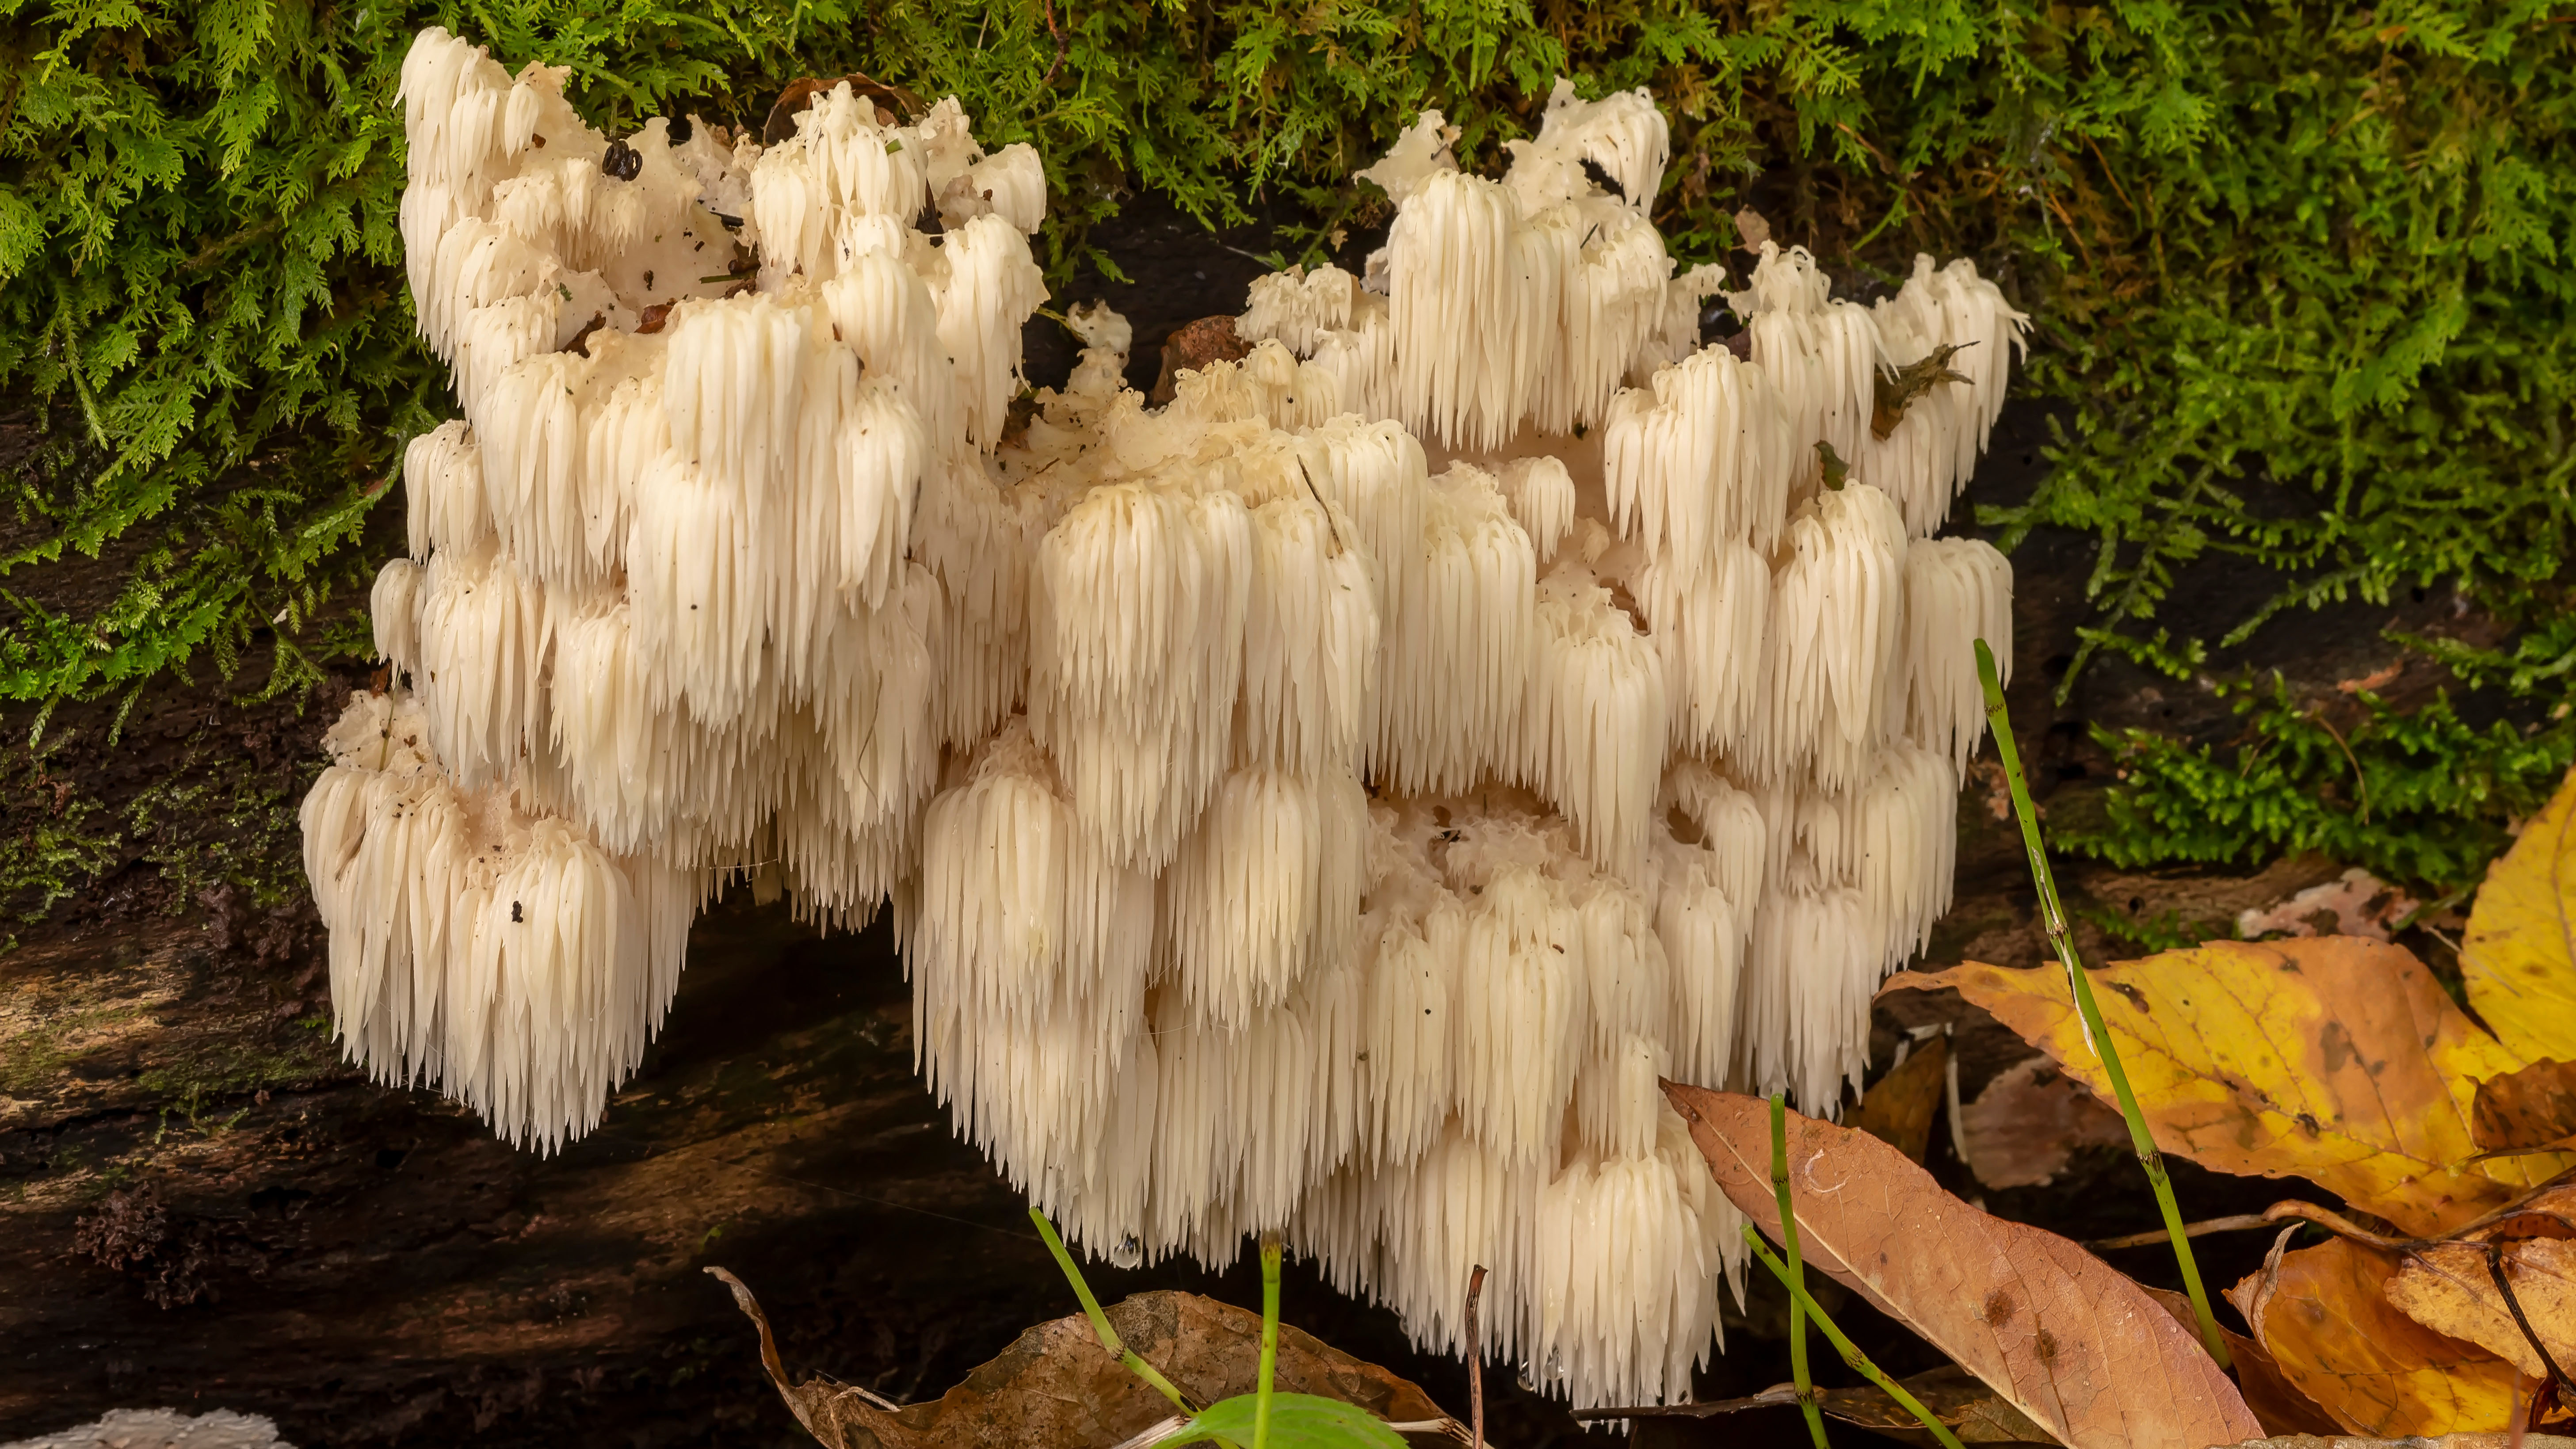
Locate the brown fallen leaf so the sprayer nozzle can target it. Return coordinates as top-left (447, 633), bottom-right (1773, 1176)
top-left (2459, 764), bottom-right (2576, 1064)
top-left (2469, 1171), bottom-right (2576, 1238)
top-left (2385, 1238), bottom-right (2576, 1382)
top-left (2475, 1059), bottom-right (2576, 1153)
top-left (1871, 343), bottom-right (1977, 439)
top-left (707, 1269), bottom-right (1454, 1449)
top-left (2228, 1230), bottom-right (2521, 1436)
top-left (1850, 1034), bottom-right (1949, 1164)
top-left (2219, 1435), bottom-right (2576, 1448)
top-left (2133, 1283), bottom-right (2343, 1436)
top-left (1814, 1364), bottom-right (2054, 1445)
top-left (1959, 1056), bottom-right (2131, 1190)
top-left (1889, 938), bottom-right (2568, 1236)
top-left (2235, 866), bottom-right (2416, 942)
top-left (1663, 1083), bottom-right (2263, 1449)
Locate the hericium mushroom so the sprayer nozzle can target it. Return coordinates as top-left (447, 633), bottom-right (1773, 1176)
top-left (303, 26), bottom-right (2024, 1410)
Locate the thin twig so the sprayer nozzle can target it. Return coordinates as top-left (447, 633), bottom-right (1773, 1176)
top-left (1464, 1265), bottom-right (1487, 1449)
top-left (1040, 0), bottom-right (1068, 84)
top-left (2262, 1199), bottom-right (2412, 1251)
top-left (1833, 119), bottom-right (1897, 175)
top-left (2305, 707), bottom-right (2372, 823)
top-left (1976, 639), bottom-right (2232, 1369)
top-left (2088, 1213), bottom-right (2278, 1251)
top-left (2422, 1166), bottom-right (2576, 1240)
top-left (1294, 458), bottom-right (1347, 555)
top-left (2488, 1240), bottom-right (2576, 1403)
top-left (2080, 133), bottom-right (2137, 217)
top-left (2255, 1166), bottom-right (2576, 1251)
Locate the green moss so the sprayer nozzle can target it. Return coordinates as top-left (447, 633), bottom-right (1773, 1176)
top-left (0, 743), bottom-right (120, 929)
top-left (1, 0), bottom-right (2568, 889)
top-left (0, 712), bottom-right (315, 925)
top-left (0, 974), bottom-right (338, 1129)
top-left (0, 999), bottom-right (145, 1096)
top-left (120, 753), bottom-right (307, 910)
top-left (135, 1030), bottom-right (340, 1124)
top-left (2072, 614), bottom-right (2576, 893)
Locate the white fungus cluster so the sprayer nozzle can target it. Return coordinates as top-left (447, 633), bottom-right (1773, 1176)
top-left (309, 28), bottom-right (2025, 1411)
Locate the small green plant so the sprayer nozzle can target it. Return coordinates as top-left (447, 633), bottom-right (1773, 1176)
top-left (1739, 1233), bottom-right (1966, 1449)
top-left (1030, 1208), bottom-right (1405, 1448)
top-left (1771, 1091), bottom-right (1829, 1448)
top-left (1749, 1102), bottom-right (1965, 1449)
top-left (1975, 639), bottom-right (2229, 1369)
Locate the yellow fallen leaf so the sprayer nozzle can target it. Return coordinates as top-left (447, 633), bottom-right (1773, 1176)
top-left (2385, 1238), bottom-right (2576, 1382)
top-left (2461, 764), bottom-right (2576, 1062)
top-left (1849, 1033), bottom-right (1947, 1164)
top-left (2229, 1232), bottom-right (2521, 1436)
top-left (1888, 938), bottom-right (2565, 1236)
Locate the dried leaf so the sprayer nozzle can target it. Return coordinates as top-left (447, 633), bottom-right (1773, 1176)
top-left (1664, 1083), bottom-right (2262, 1449)
top-left (2385, 1239), bottom-right (2576, 1382)
top-left (1872, 343), bottom-right (1977, 439)
top-left (1959, 1056), bottom-right (2131, 1190)
top-left (1851, 1035), bottom-right (1949, 1164)
top-left (2461, 766), bottom-right (2576, 1064)
top-left (2135, 1284), bottom-right (2343, 1436)
top-left (1814, 1365), bottom-right (2054, 1445)
top-left (2219, 1436), bottom-right (2576, 1448)
top-left (2474, 1059), bottom-right (2576, 1153)
top-left (2228, 1232), bottom-right (2521, 1436)
top-left (2236, 866), bottom-right (2416, 942)
top-left (2473, 1175), bottom-right (2576, 1240)
top-left (1889, 938), bottom-right (2567, 1236)
top-left (1817, 439), bottom-right (1852, 489)
top-left (707, 1270), bottom-right (1452, 1449)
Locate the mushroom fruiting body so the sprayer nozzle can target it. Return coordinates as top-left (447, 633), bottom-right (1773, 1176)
top-left (310, 30), bottom-right (2026, 1411)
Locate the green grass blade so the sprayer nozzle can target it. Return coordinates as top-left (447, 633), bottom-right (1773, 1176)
top-left (1028, 1207), bottom-right (1196, 1411)
top-left (1257, 1238), bottom-right (1282, 1449)
top-left (1972, 639), bottom-right (2231, 1369)
top-left (1774, 1093), bottom-right (1830, 1447)
top-left (1744, 1227), bottom-right (1966, 1449)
